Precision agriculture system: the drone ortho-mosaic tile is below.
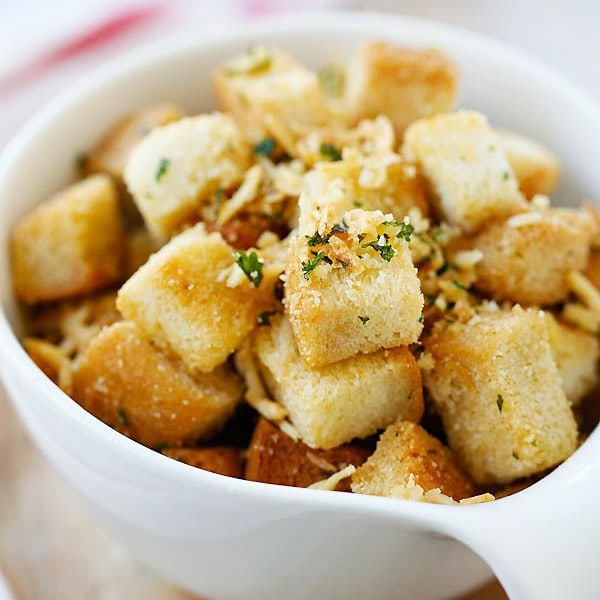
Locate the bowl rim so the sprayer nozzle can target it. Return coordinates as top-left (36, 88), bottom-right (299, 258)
top-left (1, 9), bottom-right (600, 522)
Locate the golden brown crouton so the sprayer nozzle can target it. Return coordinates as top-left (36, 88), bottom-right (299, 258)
top-left (545, 313), bottom-right (598, 406)
top-left (473, 208), bottom-right (597, 306)
top-left (23, 338), bottom-right (72, 394)
top-left (163, 446), bottom-right (244, 478)
top-left (84, 103), bottom-right (183, 183)
top-left (11, 175), bottom-right (124, 304)
top-left (124, 113), bottom-right (251, 239)
top-left (213, 46), bottom-right (331, 143)
top-left (245, 418), bottom-right (371, 490)
top-left (253, 314), bottom-right (423, 449)
top-left (495, 128), bottom-right (560, 199)
top-left (298, 153), bottom-right (428, 234)
top-left (117, 223), bottom-right (282, 374)
top-left (71, 321), bottom-right (243, 448)
top-left (286, 209), bottom-right (423, 367)
top-left (344, 41), bottom-right (458, 136)
top-left (424, 306), bottom-right (578, 485)
top-left (351, 421), bottom-right (475, 500)
top-left (402, 111), bottom-right (527, 233)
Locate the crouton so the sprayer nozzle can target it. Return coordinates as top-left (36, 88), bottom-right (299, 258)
top-left (423, 306), bottom-right (578, 485)
top-left (117, 223), bottom-right (282, 373)
top-left (11, 174), bottom-right (124, 304)
top-left (213, 46), bottom-right (330, 143)
top-left (495, 128), bottom-right (560, 199)
top-left (584, 249), bottom-right (600, 291)
top-left (351, 421), bottom-right (475, 500)
top-left (163, 446), bottom-right (243, 478)
top-left (23, 338), bottom-right (72, 394)
top-left (286, 209), bottom-right (423, 367)
top-left (297, 153), bottom-right (428, 236)
top-left (545, 313), bottom-right (598, 406)
top-left (253, 314), bottom-right (423, 449)
top-left (124, 113), bottom-right (251, 239)
top-left (71, 321), bottom-right (243, 448)
top-left (473, 207), bottom-right (597, 305)
top-left (344, 41), bottom-right (458, 136)
top-left (245, 418), bottom-right (371, 490)
top-left (402, 111), bottom-right (527, 233)
top-left (84, 103), bottom-right (183, 183)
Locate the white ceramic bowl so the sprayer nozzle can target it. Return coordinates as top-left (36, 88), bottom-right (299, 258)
top-left (2, 11), bottom-right (600, 600)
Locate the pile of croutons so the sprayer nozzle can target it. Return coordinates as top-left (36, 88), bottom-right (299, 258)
top-left (11, 40), bottom-right (600, 504)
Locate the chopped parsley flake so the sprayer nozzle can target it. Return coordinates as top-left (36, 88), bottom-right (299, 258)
top-left (118, 409), bottom-right (129, 427)
top-left (452, 279), bottom-right (469, 291)
top-left (305, 220), bottom-right (348, 247)
top-left (503, 171), bottom-right (510, 180)
top-left (301, 251), bottom-right (328, 279)
top-left (253, 137), bottom-right (276, 157)
top-left (496, 394), bottom-right (504, 412)
top-left (362, 238), bottom-right (396, 262)
top-left (320, 143), bottom-right (342, 162)
top-left (233, 250), bottom-right (264, 287)
top-left (512, 451), bottom-right (520, 460)
top-left (318, 64), bottom-right (345, 97)
top-left (358, 315), bottom-right (370, 325)
top-left (418, 313), bottom-right (424, 323)
top-left (155, 157), bottom-right (170, 181)
top-left (157, 442), bottom-right (170, 452)
top-left (531, 438), bottom-right (538, 447)
top-left (396, 221), bottom-right (414, 242)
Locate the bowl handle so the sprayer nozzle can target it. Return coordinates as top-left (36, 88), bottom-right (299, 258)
top-left (437, 450), bottom-right (600, 599)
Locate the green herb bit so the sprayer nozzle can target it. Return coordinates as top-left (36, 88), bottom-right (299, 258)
top-left (358, 315), bottom-right (370, 325)
top-left (318, 63), bottom-right (345, 97)
top-left (512, 451), bottom-right (520, 460)
top-left (301, 251), bottom-right (328, 280)
top-left (224, 45), bottom-right (272, 76)
top-left (396, 221), bottom-right (414, 242)
top-left (155, 157), bottom-right (170, 181)
top-left (353, 201), bottom-right (363, 208)
top-left (503, 171), bottom-right (510, 181)
top-left (157, 442), bottom-right (170, 452)
top-left (257, 311), bottom-right (273, 326)
top-left (418, 313), bottom-right (424, 323)
top-left (306, 231), bottom-right (330, 247)
top-left (531, 438), bottom-right (538, 447)
top-left (253, 137), bottom-right (276, 157)
top-left (330, 219), bottom-right (349, 235)
top-left (118, 409), bottom-right (129, 427)
top-left (496, 394), bottom-right (504, 413)
top-left (233, 250), bottom-right (264, 287)
top-left (320, 143), bottom-right (342, 162)
top-left (362, 238), bottom-right (396, 262)
top-left (452, 279), bottom-right (469, 291)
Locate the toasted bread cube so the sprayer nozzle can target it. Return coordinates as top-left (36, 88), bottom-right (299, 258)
top-left (254, 315), bottom-right (423, 449)
top-left (124, 113), bottom-right (251, 239)
top-left (344, 41), bottom-right (457, 135)
top-left (424, 307), bottom-right (578, 485)
top-left (584, 249), bottom-right (600, 291)
top-left (117, 223), bottom-right (281, 373)
top-left (163, 446), bottom-right (243, 478)
top-left (351, 421), bottom-right (475, 500)
top-left (84, 103), bottom-right (183, 183)
top-left (473, 208), bottom-right (597, 305)
top-left (11, 174), bottom-right (124, 304)
top-left (545, 313), bottom-right (598, 406)
top-left (23, 338), bottom-right (72, 394)
top-left (213, 47), bottom-right (330, 143)
top-left (403, 111), bottom-right (527, 233)
top-left (287, 209), bottom-right (423, 367)
top-left (72, 321), bottom-right (243, 448)
top-left (298, 155), bottom-right (428, 236)
top-left (245, 418), bottom-right (371, 490)
top-left (495, 128), bottom-right (560, 199)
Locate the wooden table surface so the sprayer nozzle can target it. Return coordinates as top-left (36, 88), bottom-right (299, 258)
top-left (0, 383), bottom-right (507, 600)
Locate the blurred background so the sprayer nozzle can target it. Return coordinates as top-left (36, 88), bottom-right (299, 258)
top-left (0, 1), bottom-right (598, 598)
